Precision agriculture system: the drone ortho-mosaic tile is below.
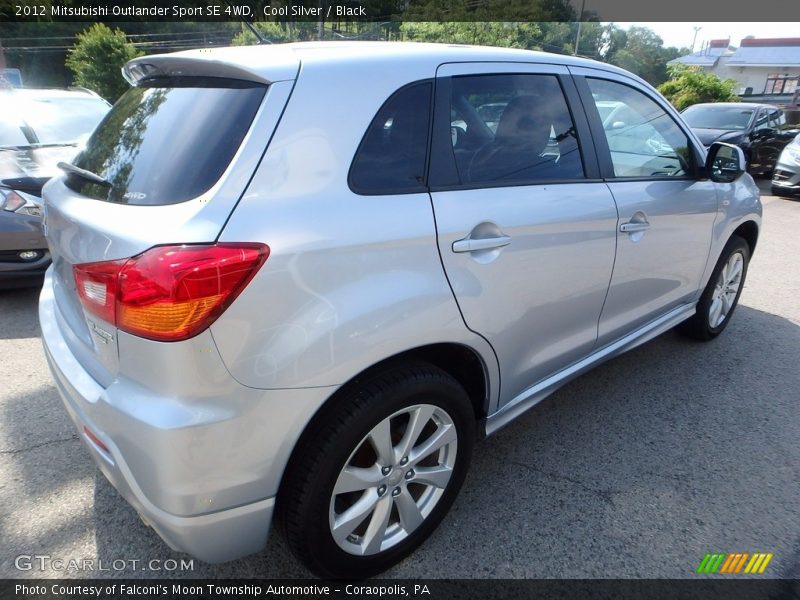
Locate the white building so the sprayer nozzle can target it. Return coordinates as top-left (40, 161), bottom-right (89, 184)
top-left (670, 37), bottom-right (800, 105)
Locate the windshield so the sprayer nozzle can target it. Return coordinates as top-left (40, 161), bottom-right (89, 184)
top-left (0, 95), bottom-right (110, 146)
top-left (66, 79), bottom-right (267, 205)
top-left (681, 106), bottom-right (754, 130)
top-left (25, 97), bottom-right (110, 144)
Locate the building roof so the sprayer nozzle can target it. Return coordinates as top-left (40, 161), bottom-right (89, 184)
top-left (669, 45), bottom-right (729, 67)
top-left (669, 39), bottom-right (734, 67)
top-left (727, 38), bottom-right (800, 67)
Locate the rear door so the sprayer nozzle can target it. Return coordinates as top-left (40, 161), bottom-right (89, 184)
top-left (571, 69), bottom-right (718, 346)
top-left (43, 74), bottom-right (295, 386)
top-left (429, 63), bottom-right (618, 407)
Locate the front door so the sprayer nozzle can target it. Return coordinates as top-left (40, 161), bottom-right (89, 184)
top-left (575, 72), bottom-right (719, 346)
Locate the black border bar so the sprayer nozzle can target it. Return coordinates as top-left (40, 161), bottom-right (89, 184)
top-left (3, 579), bottom-right (800, 600)
top-left (4, 0), bottom-right (800, 22)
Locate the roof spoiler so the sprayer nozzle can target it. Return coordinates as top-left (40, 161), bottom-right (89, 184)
top-left (122, 55), bottom-right (273, 86)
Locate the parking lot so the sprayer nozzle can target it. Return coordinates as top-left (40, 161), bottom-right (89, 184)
top-left (0, 184), bottom-right (798, 580)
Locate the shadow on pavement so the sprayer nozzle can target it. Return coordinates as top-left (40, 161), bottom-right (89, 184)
top-left (1, 298), bottom-right (797, 578)
top-left (0, 286), bottom-right (42, 340)
top-left (84, 305), bottom-right (800, 578)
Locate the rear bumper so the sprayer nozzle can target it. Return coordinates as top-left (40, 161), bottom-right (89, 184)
top-left (39, 269), bottom-right (336, 563)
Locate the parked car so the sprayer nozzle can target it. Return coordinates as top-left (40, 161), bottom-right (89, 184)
top-left (771, 132), bottom-right (800, 196)
top-left (681, 102), bottom-right (798, 175)
top-left (40, 42), bottom-right (761, 578)
top-left (0, 88), bottom-right (110, 286)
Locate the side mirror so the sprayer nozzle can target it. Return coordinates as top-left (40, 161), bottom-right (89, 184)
top-left (706, 142), bottom-right (746, 183)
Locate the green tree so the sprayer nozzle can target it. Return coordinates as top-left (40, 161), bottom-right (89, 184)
top-left (605, 26), bottom-right (686, 86)
top-left (232, 22), bottom-right (320, 45)
top-left (399, 22), bottom-right (542, 49)
top-left (403, 0), bottom-right (575, 21)
top-left (658, 64), bottom-right (739, 110)
top-left (66, 23), bottom-right (142, 103)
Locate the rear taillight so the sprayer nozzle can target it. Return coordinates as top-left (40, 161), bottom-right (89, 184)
top-left (74, 243), bottom-right (269, 342)
top-left (74, 259), bottom-right (125, 324)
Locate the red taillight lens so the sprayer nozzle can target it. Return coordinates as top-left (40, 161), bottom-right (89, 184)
top-left (73, 243), bottom-right (269, 342)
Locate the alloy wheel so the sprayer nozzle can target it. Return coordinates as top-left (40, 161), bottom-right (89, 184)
top-left (328, 404), bottom-right (458, 556)
top-left (708, 251), bottom-right (744, 329)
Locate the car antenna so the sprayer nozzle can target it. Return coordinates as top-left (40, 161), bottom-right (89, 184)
top-left (223, 0), bottom-right (271, 44)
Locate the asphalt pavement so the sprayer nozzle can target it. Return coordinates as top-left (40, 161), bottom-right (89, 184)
top-left (1, 183), bottom-right (798, 580)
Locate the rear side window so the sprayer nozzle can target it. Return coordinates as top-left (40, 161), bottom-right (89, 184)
top-left (349, 82), bottom-right (432, 195)
top-left (66, 79), bottom-right (266, 205)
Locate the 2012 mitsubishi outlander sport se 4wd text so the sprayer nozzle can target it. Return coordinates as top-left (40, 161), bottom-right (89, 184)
top-left (39, 42), bottom-right (761, 578)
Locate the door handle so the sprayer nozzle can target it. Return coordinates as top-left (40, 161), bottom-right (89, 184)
top-left (452, 235), bottom-right (512, 253)
top-left (619, 221), bottom-right (650, 233)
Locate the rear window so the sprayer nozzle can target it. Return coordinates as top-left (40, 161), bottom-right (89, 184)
top-left (66, 78), bottom-right (266, 205)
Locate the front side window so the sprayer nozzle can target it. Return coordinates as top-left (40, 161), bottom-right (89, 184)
top-left (753, 110), bottom-right (770, 132)
top-left (768, 110), bottom-right (785, 129)
top-left (349, 82), bottom-right (432, 195)
top-left (587, 78), bottom-right (694, 178)
top-left (448, 74), bottom-right (584, 185)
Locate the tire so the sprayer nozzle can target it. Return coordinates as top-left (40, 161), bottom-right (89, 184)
top-left (277, 361), bottom-right (475, 579)
top-left (678, 235), bottom-right (750, 341)
top-left (771, 186), bottom-right (793, 198)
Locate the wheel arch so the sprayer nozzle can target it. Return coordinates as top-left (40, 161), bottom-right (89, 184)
top-left (274, 342), bottom-right (490, 521)
top-left (732, 219), bottom-right (759, 255)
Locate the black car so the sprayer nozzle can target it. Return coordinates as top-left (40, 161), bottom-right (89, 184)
top-left (681, 102), bottom-right (798, 176)
top-left (0, 87), bottom-right (109, 287)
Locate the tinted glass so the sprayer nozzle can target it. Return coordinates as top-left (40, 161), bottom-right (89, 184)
top-left (349, 82), bottom-right (432, 194)
top-left (449, 74), bottom-right (584, 185)
top-left (588, 78), bottom-right (694, 178)
top-left (66, 79), bottom-right (266, 205)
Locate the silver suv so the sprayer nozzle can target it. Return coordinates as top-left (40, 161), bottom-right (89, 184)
top-left (39, 42), bottom-right (761, 578)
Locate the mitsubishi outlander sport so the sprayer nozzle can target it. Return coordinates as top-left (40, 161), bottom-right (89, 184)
top-left (39, 42), bottom-right (761, 578)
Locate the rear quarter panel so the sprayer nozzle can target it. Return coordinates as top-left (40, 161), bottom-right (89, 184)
top-left (213, 57), bottom-right (500, 405)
